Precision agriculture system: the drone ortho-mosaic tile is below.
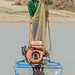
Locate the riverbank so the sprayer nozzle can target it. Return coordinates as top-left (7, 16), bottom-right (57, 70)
top-left (0, 0), bottom-right (75, 23)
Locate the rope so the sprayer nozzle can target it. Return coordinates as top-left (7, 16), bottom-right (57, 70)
top-left (48, 19), bottom-right (53, 58)
top-left (47, 5), bottom-right (53, 58)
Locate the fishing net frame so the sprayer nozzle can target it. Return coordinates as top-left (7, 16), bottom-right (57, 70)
top-left (28, 0), bottom-right (52, 58)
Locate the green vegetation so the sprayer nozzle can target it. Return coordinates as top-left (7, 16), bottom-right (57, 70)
top-left (0, 10), bottom-right (28, 14)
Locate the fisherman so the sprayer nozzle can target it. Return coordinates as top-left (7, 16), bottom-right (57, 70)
top-left (28, 0), bottom-right (54, 40)
top-left (28, 0), bottom-right (39, 40)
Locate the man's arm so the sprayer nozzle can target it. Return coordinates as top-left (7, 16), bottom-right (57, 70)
top-left (28, 3), bottom-right (33, 19)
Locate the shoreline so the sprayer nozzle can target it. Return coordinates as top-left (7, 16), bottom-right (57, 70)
top-left (0, 0), bottom-right (75, 23)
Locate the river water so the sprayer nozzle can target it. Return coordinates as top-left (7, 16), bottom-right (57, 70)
top-left (0, 23), bottom-right (75, 75)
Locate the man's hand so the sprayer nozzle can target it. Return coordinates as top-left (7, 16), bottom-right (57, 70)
top-left (30, 19), bottom-right (33, 24)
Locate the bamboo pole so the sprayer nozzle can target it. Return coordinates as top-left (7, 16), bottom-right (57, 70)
top-left (28, 24), bottom-right (33, 49)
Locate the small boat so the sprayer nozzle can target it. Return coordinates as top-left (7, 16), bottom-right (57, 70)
top-left (14, 0), bottom-right (63, 74)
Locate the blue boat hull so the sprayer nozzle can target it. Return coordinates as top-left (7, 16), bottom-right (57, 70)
top-left (14, 60), bottom-right (63, 75)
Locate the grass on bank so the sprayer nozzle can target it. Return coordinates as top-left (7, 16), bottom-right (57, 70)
top-left (0, 10), bottom-right (28, 14)
top-left (0, 9), bottom-right (74, 18)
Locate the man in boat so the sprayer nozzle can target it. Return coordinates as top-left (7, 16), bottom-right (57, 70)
top-left (28, 0), bottom-right (53, 40)
top-left (28, 0), bottom-right (39, 40)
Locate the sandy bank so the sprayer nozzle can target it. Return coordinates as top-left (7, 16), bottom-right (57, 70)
top-left (0, 0), bottom-right (75, 23)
